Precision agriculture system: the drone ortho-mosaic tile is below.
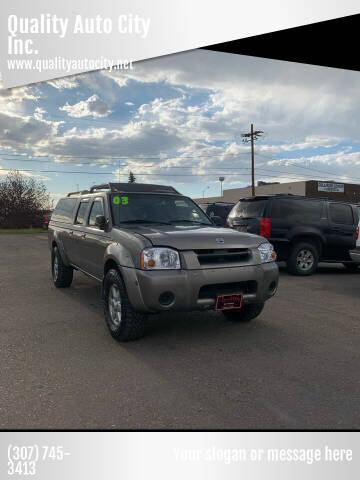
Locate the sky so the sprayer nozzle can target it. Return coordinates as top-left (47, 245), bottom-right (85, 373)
top-left (1, 49), bottom-right (360, 204)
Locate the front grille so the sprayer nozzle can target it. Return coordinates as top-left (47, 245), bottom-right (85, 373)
top-left (194, 248), bottom-right (251, 266)
top-left (199, 281), bottom-right (257, 300)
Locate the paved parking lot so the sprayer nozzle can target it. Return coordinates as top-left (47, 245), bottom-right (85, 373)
top-left (1, 233), bottom-right (360, 429)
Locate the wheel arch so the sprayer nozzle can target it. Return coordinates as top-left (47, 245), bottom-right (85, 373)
top-left (51, 236), bottom-right (70, 266)
top-left (104, 257), bottom-right (121, 276)
top-left (290, 233), bottom-right (324, 257)
top-left (102, 255), bottom-right (148, 313)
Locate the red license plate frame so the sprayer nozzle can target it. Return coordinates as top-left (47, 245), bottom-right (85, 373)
top-left (215, 293), bottom-right (243, 311)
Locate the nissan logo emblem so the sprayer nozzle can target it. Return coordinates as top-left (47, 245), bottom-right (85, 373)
top-left (216, 238), bottom-right (225, 244)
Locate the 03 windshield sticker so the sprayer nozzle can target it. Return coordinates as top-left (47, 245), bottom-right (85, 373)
top-left (112, 196), bottom-right (129, 205)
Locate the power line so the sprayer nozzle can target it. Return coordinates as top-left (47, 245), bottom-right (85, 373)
top-left (283, 160), bottom-right (349, 178)
top-left (3, 167), bottom-right (356, 183)
top-left (0, 156), bottom-right (272, 171)
top-left (1, 150), bottom-right (358, 182)
top-left (0, 154), bottom-right (356, 180)
top-left (0, 151), bottom-right (254, 160)
top-left (0, 157), bottom-right (132, 166)
top-left (0, 169), bottom-right (265, 176)
top-left (0, 161), bottom-right (327, 178)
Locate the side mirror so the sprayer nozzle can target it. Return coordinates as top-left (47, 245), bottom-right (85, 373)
top-left (95, 215), bottom-right (107, 230)
top-left (211, 216), bottom-right (223, 226)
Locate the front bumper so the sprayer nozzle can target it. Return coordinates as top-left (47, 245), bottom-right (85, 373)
top-left (122, 262), bottom-right (279, 313)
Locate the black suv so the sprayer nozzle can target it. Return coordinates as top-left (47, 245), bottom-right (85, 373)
top-left (198, 202), bottom-right (235, 227)
top-left (227, 195), bottom-right (359, 275)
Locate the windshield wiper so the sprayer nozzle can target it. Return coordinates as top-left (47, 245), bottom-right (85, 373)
top-left (119, 219), bottom-right (172, 225)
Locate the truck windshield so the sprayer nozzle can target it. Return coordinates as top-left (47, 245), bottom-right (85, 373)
top-left (111, 194), bottom-right (212, 226)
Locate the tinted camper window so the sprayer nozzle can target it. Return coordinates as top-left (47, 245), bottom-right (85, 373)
top-left (271, 199), bottom-right (322, 221)
top-left (329, 203), bottom-right (353, 225)
top-left (51, 198), bottom-right (78, 224)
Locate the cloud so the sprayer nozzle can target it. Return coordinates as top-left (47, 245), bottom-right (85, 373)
top-left (3, 50), bottom-right (360, 191)
top-left (47, 76), bottom-right (79, 90)
top-left (0, 111), bottom-right (58, 151)
top-left (0, 85), bottom-right (37, 102)
top-left (59, 94), bottom-right (112, 118)
top-left (34, 120), bottom-right (183, 161)
top-left (0, 80), bottom-right (39, 117)
top-left (106, 50), bottom-right (360, 141)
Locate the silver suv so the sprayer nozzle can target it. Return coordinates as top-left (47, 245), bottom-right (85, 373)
top-left (48, 183), bottom-right (279, 341)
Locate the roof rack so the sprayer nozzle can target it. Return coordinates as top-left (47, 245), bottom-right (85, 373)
top-left (90, 182), bottom-right (180, 194)
top-left (67, 190), bottom-right (89, 197)
top-left (66, 183), bottom-right (180, 197)
top-left (89, 184), bottom-right (111, 193)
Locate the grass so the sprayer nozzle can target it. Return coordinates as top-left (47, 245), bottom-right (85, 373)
top-left (0, 228), bottom-right (47, 234)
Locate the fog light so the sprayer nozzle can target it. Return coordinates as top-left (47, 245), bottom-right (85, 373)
top-left (159, 291), bottom-right (175, 306)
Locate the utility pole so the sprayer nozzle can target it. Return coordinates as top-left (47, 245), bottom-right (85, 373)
top-left (241, 124), bottom-right (263, 196)
top-left (251, 124), bottom-right (255, 196)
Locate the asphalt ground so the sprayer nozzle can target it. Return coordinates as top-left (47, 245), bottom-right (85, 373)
top-left (1, 234), bottom-right (359, 429)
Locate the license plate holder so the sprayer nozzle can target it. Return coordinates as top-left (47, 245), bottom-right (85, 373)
top-left (215, 293), bottom-right (243, 311)
top-left (236, 226), bottom-right (247, 232)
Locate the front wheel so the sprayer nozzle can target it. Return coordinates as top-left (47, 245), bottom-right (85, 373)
top-left (287, 242), bottom-right (319, 276)
top-left (102, 269), bottom-right (147, 341)
top-left (222, 303), bottom-right (264, 322)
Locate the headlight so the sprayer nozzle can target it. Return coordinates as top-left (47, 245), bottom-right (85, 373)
top-left (141, 247), bottom-right (181, 270)
top-left (258, 242), bottom-right (276, 263)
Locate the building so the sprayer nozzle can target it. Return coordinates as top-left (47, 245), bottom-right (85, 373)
top-left (194, 180), bottom-right (360, 204)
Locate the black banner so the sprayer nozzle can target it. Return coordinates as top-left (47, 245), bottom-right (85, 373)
top-left (205, 14), bottom-right (360, 71)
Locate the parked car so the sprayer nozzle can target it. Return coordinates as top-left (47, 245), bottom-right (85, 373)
top-left (48, 183), bottom-right (279, 341)
top-left (349, 204), bottom-right (360, 267)
top-left (227, 194), bottom-right (359, 275)
top-left (43, 212), bottom-right (52, 230)
top-left (198, 202), bottom-right (235, 227)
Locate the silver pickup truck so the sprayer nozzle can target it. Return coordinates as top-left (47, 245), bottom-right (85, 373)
top-left (48, 183), bottom-right (279, 341)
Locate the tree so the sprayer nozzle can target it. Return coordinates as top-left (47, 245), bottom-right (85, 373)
top-left (128, 171), bottom-right (136, 183)
top-left (0, 170), bottom-right (50, 228)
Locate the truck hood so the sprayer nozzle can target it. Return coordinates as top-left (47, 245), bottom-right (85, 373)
top-left (124, 224), bottom-right (264, 250)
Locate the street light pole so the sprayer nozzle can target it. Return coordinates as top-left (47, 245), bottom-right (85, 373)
top-left (219, 177), bottom-right (225, 197)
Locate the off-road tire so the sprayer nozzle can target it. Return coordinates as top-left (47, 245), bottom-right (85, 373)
top-left (52, 246), bottom-right (73, 287)
top-left (287, 241), bottom-right (319, 276)
top-left (343, 263), bottom-right (360, 272)
top-left (102, 269), bottom-right (147, 342)
top-left (222, 303), bottom-right (264, 322)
